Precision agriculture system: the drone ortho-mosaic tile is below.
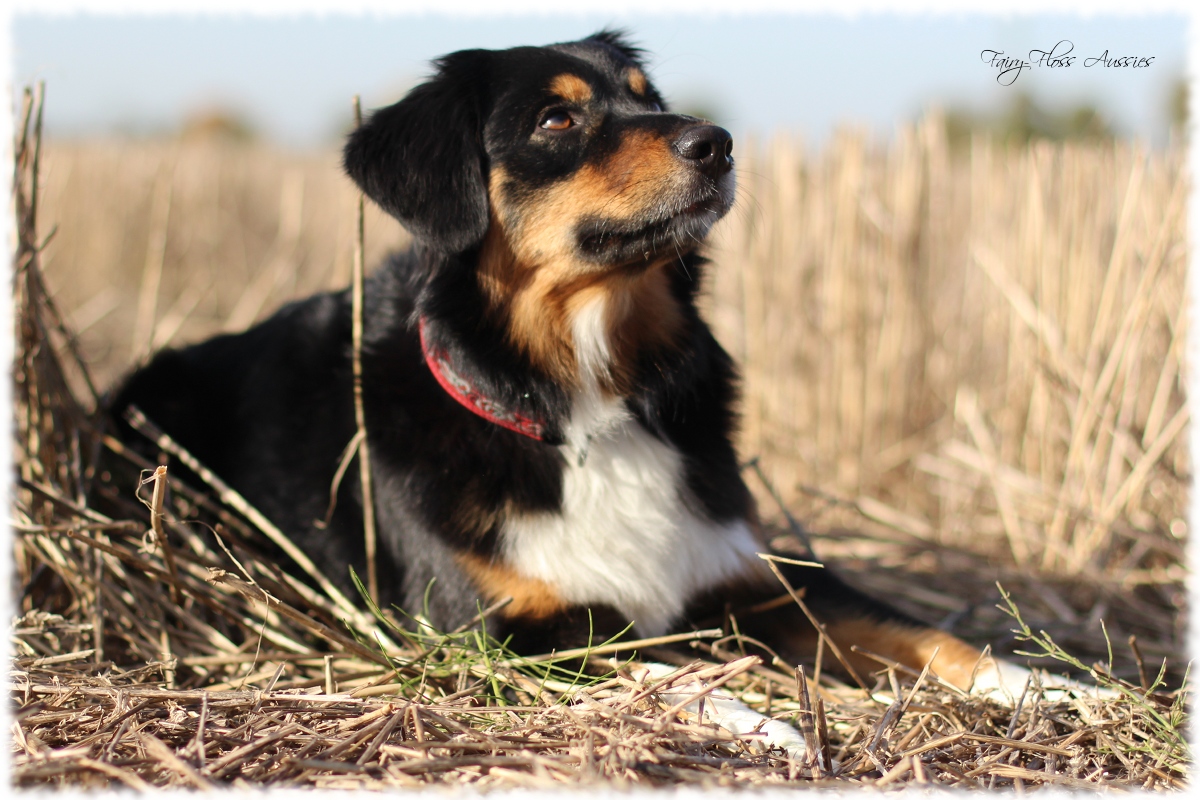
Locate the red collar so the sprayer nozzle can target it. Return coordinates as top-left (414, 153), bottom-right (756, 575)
top-left (418, 317), bottom-right (546, 441)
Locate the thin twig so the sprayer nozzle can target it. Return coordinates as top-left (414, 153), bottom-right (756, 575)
top-left (143, 466), bottom-right (182, 605)
top-left (350, 95), bottom-right (379, 605)
top-left (762, 558), bottom-right (868, 692)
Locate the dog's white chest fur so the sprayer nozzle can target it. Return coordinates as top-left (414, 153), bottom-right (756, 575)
top-left (500, 299), bottom-right (761, 636)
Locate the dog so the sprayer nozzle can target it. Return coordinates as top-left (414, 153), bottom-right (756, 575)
top-left (113, 31), bottom-right (1047, 754)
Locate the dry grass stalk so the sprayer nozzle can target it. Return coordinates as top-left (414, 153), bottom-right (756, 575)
top-left (12, 94), bottom-right (1189, 789)
top-left (349, 95), bottom-right (379, 605)
top-left (144, 465), bottom-right (181, 605)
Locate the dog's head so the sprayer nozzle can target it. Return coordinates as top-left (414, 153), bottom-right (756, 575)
top-left (345, 31), bottom-right (735, 386)
top-left (344, 30), bottom-right (734, 267)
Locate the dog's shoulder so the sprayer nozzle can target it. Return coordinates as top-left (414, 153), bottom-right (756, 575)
top-left (111, 286), bottom-right (362, 480)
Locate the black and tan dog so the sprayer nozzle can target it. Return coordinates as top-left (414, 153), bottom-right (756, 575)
top-left (113, 32), bottom-right (1033, 719)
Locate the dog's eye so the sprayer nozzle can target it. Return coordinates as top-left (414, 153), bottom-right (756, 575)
top-left (648, 102), bottom-right (663, 113)
top-left (539, 111), bottom-right (574, 131)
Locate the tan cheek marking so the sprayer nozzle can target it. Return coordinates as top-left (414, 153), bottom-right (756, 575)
top-left (455, 553), bottom-right (569, 620)
top-left (510, 129), bottom-right (682, 267)
top-left (549, 73), bottom-right (593, 104)
top-left (627, 67), bottom-right (648, 96)
top-left (587, 129), bottom-right (680, 215)
top-left (482, 151), bottom-right (689, 390)
top-left (479, 167), bottom-right (578, 384)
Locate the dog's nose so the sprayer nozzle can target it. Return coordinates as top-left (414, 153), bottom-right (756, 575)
top-left (674, 125), bottom-right (734, 177)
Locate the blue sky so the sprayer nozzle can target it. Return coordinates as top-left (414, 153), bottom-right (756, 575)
top-left (11, 11), bottom-right (1187, 148)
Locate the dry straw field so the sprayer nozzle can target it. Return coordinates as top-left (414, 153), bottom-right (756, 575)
top-left (12, 83), bottom-right (1190, 790)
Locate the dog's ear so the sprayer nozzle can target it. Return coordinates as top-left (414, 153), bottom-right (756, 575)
top-left (344, 50), bottom-right (490, 253)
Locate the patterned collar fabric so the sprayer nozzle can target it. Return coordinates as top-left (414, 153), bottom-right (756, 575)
top-left (417, 317), bottom-right (546, 442)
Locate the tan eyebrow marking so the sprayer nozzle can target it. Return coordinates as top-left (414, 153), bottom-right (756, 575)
top-left (627, 67), bottom-right (648, 96)
top-left (548, 73), bottom-right (593, 104)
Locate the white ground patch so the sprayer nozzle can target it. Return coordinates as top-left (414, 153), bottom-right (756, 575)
top-left (637, 662), bottom-right (808, 760)
top-left (501, 296), bottom-right (764, 636)
top-left (969, 654), bottom-right (1117, 703)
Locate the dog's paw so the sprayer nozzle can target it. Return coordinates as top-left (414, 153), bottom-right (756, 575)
top-left (970, 657), bottom-right (1117, 704)
top-left (637, 663), bottom-right (807, 760)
